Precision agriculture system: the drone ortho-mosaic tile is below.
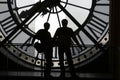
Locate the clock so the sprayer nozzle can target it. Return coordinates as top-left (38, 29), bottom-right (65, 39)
top-left (0, 0), bottom-right (110, 72)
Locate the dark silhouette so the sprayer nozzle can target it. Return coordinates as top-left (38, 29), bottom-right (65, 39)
top-left (32, 22), bottom-right (53, 78)
top-left (54, 19), bottom-right (81, 78)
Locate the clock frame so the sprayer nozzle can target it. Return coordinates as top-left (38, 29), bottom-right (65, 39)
top-left (0, 0), bottom-right (110, 71)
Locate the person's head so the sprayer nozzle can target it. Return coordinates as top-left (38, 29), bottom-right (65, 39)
top-left (44, 22), bottom-right (50, 31)
top-left (62, 19), bottom-right (68, 27)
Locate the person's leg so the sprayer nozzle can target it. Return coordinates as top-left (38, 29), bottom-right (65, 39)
top-left (44, 50), bottom-right (52, 77)
top-left (65, 47), bottom-right (76, 76)
top-left (58, 47), bottom-right (65, 77)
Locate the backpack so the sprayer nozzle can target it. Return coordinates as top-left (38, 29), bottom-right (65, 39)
top-left (34, 42), bottom-right (45, 53)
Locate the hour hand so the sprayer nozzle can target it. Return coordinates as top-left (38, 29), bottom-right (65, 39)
top-left (20, 2), bottom-right (47, 18)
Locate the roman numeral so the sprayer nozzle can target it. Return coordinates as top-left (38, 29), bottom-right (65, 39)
top-left (71, 44), bottom-right (80, 56)
top-left (96, 0), bottom-right (100, 2)
top-left (0, 1), bottom-right (9, 14)
top-left (0, 0), bottom-right (13, 4)
top-left (94, 10), bottom-right (109, 16)
top-left (10, 31), bottom-right (33, 52)
top-left (94, 0), bottom-right (110, 16)
top-left (96, 0), bottom-right (108, 2)
top-left (76, 34), bottom-right (87, 49)
top-left (0, 9), bottom-right (10, 14)
top-left (0, 0), bottom-right (15, 14)
top-left (71, 34), bottom-right (87, 56)
top-left (86, 15), bottom-right (108, 39)
top-left (96, 0), bottom-right (110, 6)
top-left (20, 37), bottom-right (33, 50)
top-left (0, 16), bottom-right (17, 35)
top-left (96, 3), bottom-right (109, 6)
top-left (0, 1), bottom-right (7, 4)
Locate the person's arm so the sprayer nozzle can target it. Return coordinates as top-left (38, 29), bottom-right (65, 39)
top-left (31, 36), bottom-right (36, 45)
top-left (31, 31), bottom-right (39, 45)
top-left (53, 29), bottom-right (59, 46)
top-left (53, 28), bottom-right (60, 39)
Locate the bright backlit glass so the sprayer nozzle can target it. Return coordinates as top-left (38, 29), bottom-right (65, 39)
top-left (17, 0), bottom-right (92, 37)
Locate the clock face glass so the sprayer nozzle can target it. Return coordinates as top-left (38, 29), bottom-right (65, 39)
top-left (0, 0), bottom-right (110, 70)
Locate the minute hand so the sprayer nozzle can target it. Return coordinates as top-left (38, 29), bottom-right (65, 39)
top-left (1, 1), bottom-right (48, 44)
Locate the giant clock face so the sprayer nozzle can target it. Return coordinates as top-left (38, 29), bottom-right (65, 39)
top-left (0, 0), bottom-right (110, 71)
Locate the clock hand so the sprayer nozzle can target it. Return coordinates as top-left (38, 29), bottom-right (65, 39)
top-left (58, 4), bottom-right (82, 28)
top-left (58, 4), bottom-right (105, 51)
top-left (1, 1), bottom-right (50, 45)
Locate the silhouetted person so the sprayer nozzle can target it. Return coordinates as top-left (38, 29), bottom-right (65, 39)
top-left (54, 19), bottom-right (81, 78)
top-left (32, 22), bottom-right (53, 78)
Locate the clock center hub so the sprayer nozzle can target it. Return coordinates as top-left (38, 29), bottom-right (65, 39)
top-left (45, 0), bottom-right (68, 13)
top-left (48, 0), bottom-right (61, 7)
